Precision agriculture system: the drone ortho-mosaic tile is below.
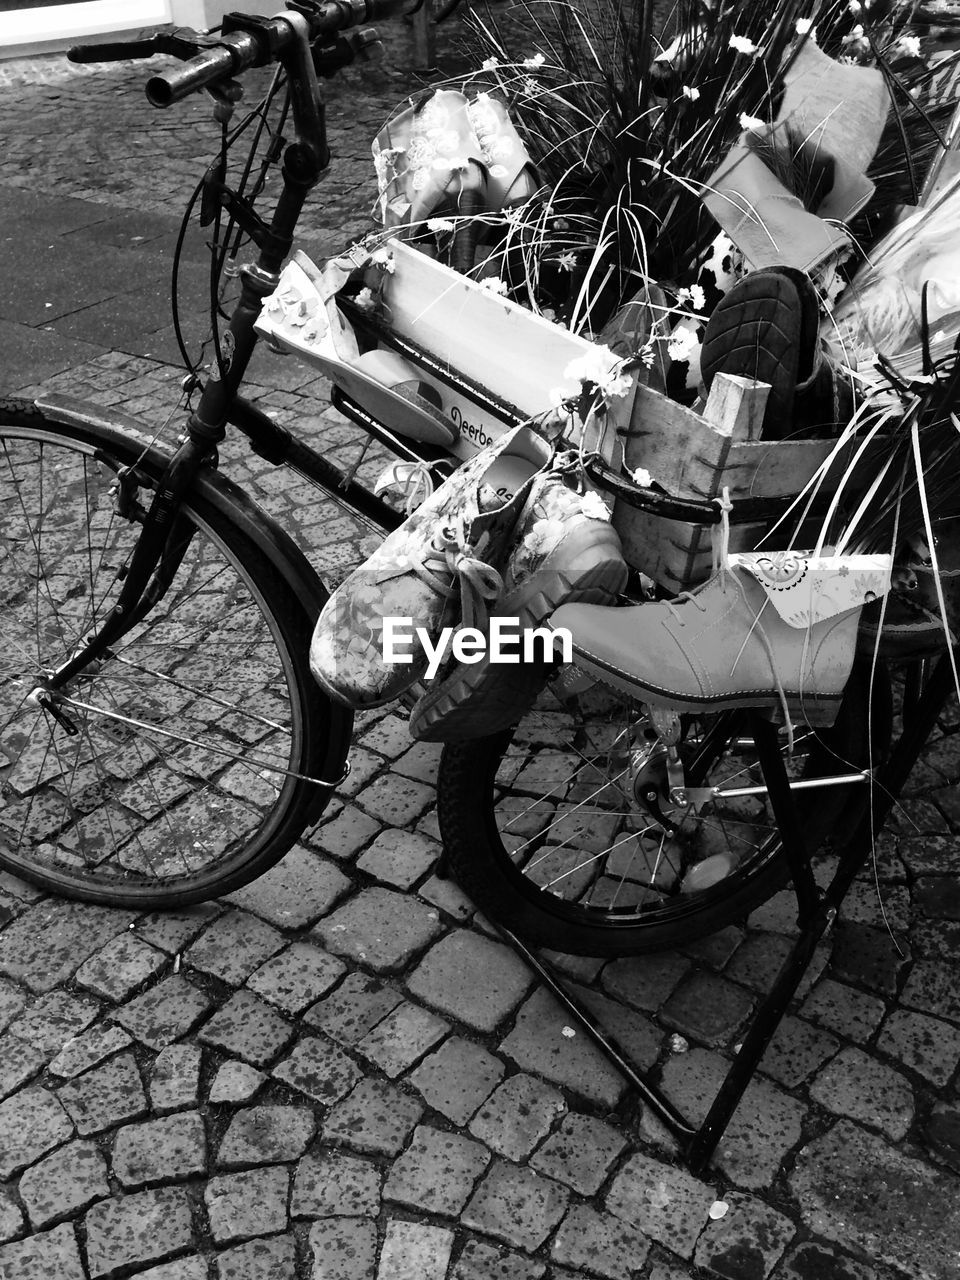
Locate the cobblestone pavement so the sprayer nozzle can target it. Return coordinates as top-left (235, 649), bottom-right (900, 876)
top-left (2, 17), bottom-right (960, 1280)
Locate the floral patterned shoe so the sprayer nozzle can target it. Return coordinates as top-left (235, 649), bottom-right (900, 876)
top-left (408, 468), bottom-right (628, 742)
top-left (309, 426), bottom-right (554, 710)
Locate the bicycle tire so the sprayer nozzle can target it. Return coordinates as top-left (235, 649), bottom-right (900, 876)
top-left (0, 397), bottom-right (352, 908)
top-left (437, 659), bottom-right (889, 956)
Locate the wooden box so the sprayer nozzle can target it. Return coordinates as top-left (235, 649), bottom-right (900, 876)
top-left (614, 374), bottom-right (872, 593)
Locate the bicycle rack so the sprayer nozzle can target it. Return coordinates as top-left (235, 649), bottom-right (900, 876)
top-left (483, 658), bottom-right (952, 1176)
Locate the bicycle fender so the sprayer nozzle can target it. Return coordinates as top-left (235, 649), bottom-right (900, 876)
top-left (35, 393), bottom-right (331, 624)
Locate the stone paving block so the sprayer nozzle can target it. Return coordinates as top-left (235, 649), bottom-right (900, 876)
top-left (529, 1112), bottom-right (628, 1196)
top-left (358, 714), bottom-right (410, 757)
top-left (18, 1137), bottom-right (109, 1229)
top-left (133, 905), bottom-right (221, 955)
top-left (392, 741), bottom-right (445, 785)
top-left (378, 1220), bottom-right (454, 1280)
top-left (682, 926), bottom-right (745, 969)
top-left (313, 804), bottom-right (383, 861)
top-left (323, 1078), bottom-right (423, 1157)
top-left (407, 931), bottom-right (532, 1032)
top-left (136, 1258), bottom-right (208, 1280)
top-left (406, 1035), bottom-right (506, 1124)
top-left (84, 1186), bottom-right (194, 1278)
top-left (205, 1166), bottom-right (289, 1244)
top-left (48, 1024), bottom-right (133, 1080)
top-left (0, 1192), bottom-right (23, 1244)
top-left (74, 933), bottom-right (167, 1003)
top-left (759, 1015), bottom-right (841, 1089)
top-left (693, 1192), bottom-right (794, 1279)
top-left (303, 972), bottom-right (403, 1046)
top-left (0, 976), bottom-right (27, 1034)
top-left (113, 975), bottom-right (213, 1050)
top-left (335, 745), bottom-right (385, 797)
top-left (660, 972), bottom-right (755, 1047)
top-left (292, 1148), bottom-right (382, 1218)
top-left (226, 845), bottom-right (351, 928)
top-left (840, 880), bottom-right (912, 931)
top-left (723, 933), bottom-right (795, 994)
top-left (417, 874), bottom-right (474, 923)
top-left (308, 1216), bottom-right (377, 1280)
top-left (499, 988), bottom-right (627, 1109)
top-left (462, 1160), bottom-right (569, 1252)
top-left (901, 957), bottom-right (960, 1025)
top-left (0, 1086), bottom-right (73, 1178)
top-left (111, 1111), bottom-right (207, 1188)
top-left (11, 991), bottom-right (99, 1055)
top-left (184, 910), bottom-right (285, 985)
top-left (599, 953), bottom-right (691, 1012)
top-left (356, 830), bottom-right (439, 889)
top-left (830, 922), bottom-right (911, 996)
top-left (878, 1008), bottom-right (960, 1086)
top-left (246, 942), bottom-right (346, 1015)
top-left (316, 887), bottom-right (443, 973)
top-left (217, 1105), bottom-right (315, 1167)
top-left (272, 1034), bottom-right (362, 1105)
top-left (450, 1238), bottom-right (546, 1280)
top-left (0, 900), bottom-right (127, 993)
top-left (898, 833), bottom-right (958, 876)
top-left (469, 1073), bottom-right (566, 1162)
top-left (357, 1001), bottom-right (449, 1078)
top-left (0, 1223), bottom-right (84, 1280)
top-left (354, 773), bottom-right (435, 827)
top-left (551, 1203), bottom-right (651, 1280)
top-left (198, 991), bottom-right (293, 1067)
top-left (778, 1241), bottom-right (893, 1280)
top-left (0, 1033), bottom-right (45, 1102)
top-left (57, 1052), bottom-right (148, 1137)
top-left (209, 1061), bottom-right (266, 1105)
top-left (384, 1124), bottom-right (490, 1215)
top-left (809, 1046), bottom-right (914, 1140)
top-left (605, 1152), bottom-right (715, 1260)
top-left (215, 1234), bottom-right (298, 1280)
top-left (790, 1119), bottom-right (960, 1280)
top-left (150, 1043), bottom-right (202, 1113)
top-left (658, 1049), bottom-right (805, 1190)
top-left (799, 977), bottom-right (887, 1041)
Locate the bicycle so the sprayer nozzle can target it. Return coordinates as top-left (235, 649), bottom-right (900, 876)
top-left (0, 0), bottom-right (946, 969)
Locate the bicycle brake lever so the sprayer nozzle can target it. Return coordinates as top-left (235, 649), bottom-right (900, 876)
top-left (68, 27), bottom-right (218, 64)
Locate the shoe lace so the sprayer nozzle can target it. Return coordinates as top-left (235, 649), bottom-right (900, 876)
top-left (411, 511), bottom-right (503, 631)
top-left (665, 487), bottom-right (735, 624)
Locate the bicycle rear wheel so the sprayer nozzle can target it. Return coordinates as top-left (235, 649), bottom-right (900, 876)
top-left (437, 660), bottom-right (888, 956)
top-left (0, 398), bottom-right (351, 907)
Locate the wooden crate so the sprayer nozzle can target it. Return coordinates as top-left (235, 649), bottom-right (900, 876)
top-left (613, 374), bottom-right (874, 593)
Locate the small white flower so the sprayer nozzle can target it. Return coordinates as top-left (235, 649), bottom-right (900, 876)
top-left (667, 324), bottom-right (699, 363)
top-left (541, 307), bottom-right (557, 322)
top-left (579, 491), bottom-right (609, 521)
top-left (729, 34), bottom-right (759, 55)
top-left (557, 250), bottom-right (578, 272)
top-left (523, 77), bottom-right (540, 95)
top-left (682, 85), bottom-right (700, 101)
top-left (795, 17), bottom-right (814, 35)
top-left (848, 0), bottom-right (861, 9)
top-left (739, 112), bottom-right (766, 131)
top-left (563, 343), bottom-right (618, 387)
top-left (894, 34), bottom-right (921, 58)
top-left (522, 52), bottom-right (545, 68)
top-left (370, 247), bottom-right (395, 272)
top-left (631, 466), bottom-right (653, 487)
top-left (677, 284), bottom-right (706, 312)
top-left (481, 56), bottom-right (500, 70)
top-left (639, 342), bottom-right (656, 368)
top-left (480, 277), bottom-right (508, 295)
top-left (353, 287), bottom-right (376, 312)
top-left (427, 217), bottom-right (456, 232)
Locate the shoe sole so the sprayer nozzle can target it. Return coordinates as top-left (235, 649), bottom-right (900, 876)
top-left (570, 641), bottom-right (844, 725)
top-left (410, 557), bottom-right (627, 741)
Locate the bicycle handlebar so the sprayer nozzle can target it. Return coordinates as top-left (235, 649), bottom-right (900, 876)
top-left (143, 0), bottom-right (407, 107)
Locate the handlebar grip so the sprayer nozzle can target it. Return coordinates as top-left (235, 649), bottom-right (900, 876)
top-left (68, 38), bottom-right (157, 63)
top-left (146, 30), bottom-right (265, 106)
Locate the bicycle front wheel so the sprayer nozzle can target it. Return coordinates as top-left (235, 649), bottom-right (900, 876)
top-left (437, 660), bottom-right (887, 956)
top-left (0, 398), bottom-right (351, 907)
